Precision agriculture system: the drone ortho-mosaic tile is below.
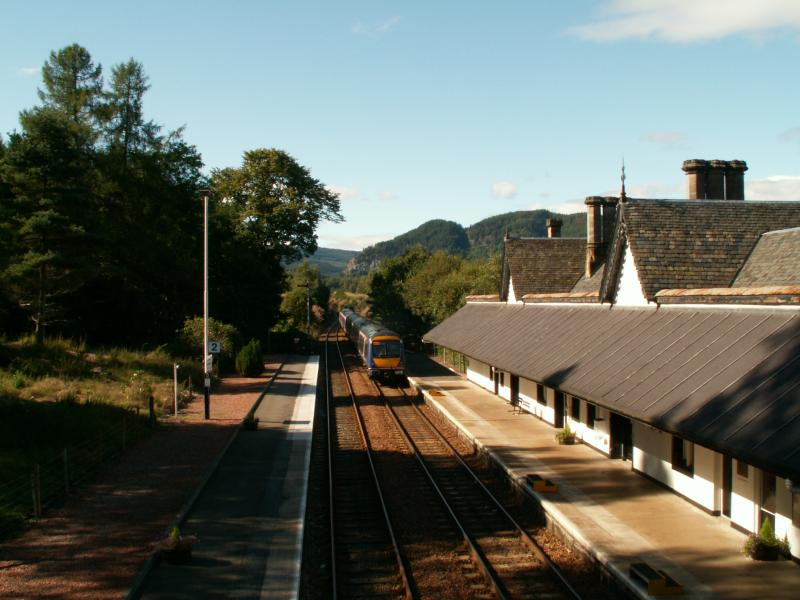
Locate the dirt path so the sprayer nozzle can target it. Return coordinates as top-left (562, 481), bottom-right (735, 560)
top-left (0, 359), bottom-right (283, 600)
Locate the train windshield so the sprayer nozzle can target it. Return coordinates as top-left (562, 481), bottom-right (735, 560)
top-left (372, 340), bottom-right (402, 358)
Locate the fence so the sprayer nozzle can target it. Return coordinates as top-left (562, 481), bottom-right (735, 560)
top-left (433, 345), bottom-right (469, 374)
top-left (0, 412), bottom-right (152, 541)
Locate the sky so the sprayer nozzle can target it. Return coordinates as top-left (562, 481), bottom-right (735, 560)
top-left (3, 1), bottom-right (800, 250)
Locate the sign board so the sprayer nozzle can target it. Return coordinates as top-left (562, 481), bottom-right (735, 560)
top-left (208, 340), bottom-right (221, 354)
top-left (204, 354), bottom-right (214, 373)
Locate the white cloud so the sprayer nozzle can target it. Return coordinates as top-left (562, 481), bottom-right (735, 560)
top-left (379, 191), bottom-right (398, 201)
top-left (17, 66), bottom-right (38, 77)
top-left (491, 181), bottom-right (518, 199)
top-left (317, 233), bottom-right (395, 251)
top-left (747, 176), bottom-right (800, 200)
top-left (528, 200), bottom-right (586, 214)
top-left (568, 0), bottom-right (800, 43)
top-left (327, 185), bottom-right (359, 201)
top-left (352, 16), bottom-right (401, 38)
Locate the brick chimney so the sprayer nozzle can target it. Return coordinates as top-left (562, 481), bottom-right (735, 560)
top-left (585, 196), bottom-right (605, 277)
top-left (682, 159), bottom-right (748, 200)
top-left (546, 218), bottom-right (562, 238)
top-left (725, 160), bottom-right (748, 200)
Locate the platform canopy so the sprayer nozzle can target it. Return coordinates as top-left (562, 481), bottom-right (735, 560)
top-left (424, 302), bottom-right (800, 481)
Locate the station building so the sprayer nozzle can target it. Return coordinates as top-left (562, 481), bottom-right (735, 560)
top-left (424, 159), bottom-right (800, 559)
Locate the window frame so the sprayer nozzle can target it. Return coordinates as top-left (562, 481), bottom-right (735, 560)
top-left (671, 435), bottom-right (694, 476)
top-left (536, 383), bottom-right (546, 406)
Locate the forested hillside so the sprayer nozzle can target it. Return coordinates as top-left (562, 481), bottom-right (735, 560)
top-left (345, 219), bottom-right (469, 275)
top-left (288, 247), bottom-right (357, 276)
top-left (344, 209), bottom-right (586, 274)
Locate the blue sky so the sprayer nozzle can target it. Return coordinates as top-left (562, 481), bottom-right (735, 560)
top-left (3, 1), bottom-right (800, 250)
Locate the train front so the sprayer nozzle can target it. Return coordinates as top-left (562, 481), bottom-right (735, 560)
top-left (369, 335), bottom-right (405, 379)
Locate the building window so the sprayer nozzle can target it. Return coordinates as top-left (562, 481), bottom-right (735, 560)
top-left (736, 460), bottom-right (749, 478)
top-left (536, 383), bottom-right (545, 405)
top-left (585, 403), bottom-right (596, 429)
top-left (570, 396), bottom-right (580, 420)
top-left (500, 372), bottom-right (505, 387)
top-left (793, 491), bottom-right (800, 527)
top-left (671, 436), bottom-right (694, 476)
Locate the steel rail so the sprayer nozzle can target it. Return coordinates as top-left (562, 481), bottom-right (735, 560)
top-left (372, 380), bottom-right (510, 600)
top-left (330, 330), bottom-right (415, 600)
top-left (323, 326), bottom-right (338, 600)
top-left (394, 384), bottom-right (583, 600)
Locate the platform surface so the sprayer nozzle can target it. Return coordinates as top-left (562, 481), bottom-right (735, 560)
top-left (407, 354), bottom-right (800, 600)
top-left (139, 356), bottom-right (318, 600)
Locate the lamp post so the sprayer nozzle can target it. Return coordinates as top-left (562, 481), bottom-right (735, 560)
top-left (299, 282), bottom-right (311, 351)
top-left (199, 188), bottom-right (211, 420)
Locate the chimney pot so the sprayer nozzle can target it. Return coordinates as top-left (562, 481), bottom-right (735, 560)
top-left (546, 218), bottom-right (562, 238)
top-left (724, 159), bottom-right (748, 200)
top-left (682, 159), bottom-right (709, 199)
top-left (585, 196), bottom-right (605, 277)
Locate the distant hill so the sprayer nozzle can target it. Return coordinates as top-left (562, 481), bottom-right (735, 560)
top-left (345, 220), bottom-right (469, 275)
top-left (467, 210), bottom-right (586, 257)
top-left (289, 247), bottom-right (358, 276)
top-left (344, 210), bottom-right (586, 275)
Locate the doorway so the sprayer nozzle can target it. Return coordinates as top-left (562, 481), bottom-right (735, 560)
top-left (510, 375), bottom-right (519, 408)
top-left (554, 391), bottom-right (564, 428)
top-left (610, 413), bottom-right (633, 460)
top-left (722, 456), bottom-right (732, 518)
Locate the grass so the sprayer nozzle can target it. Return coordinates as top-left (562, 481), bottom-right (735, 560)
top-left (0, 335), bottom-right (205, 539)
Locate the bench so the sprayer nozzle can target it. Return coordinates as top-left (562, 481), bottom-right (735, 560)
top-left (526, 473), bottom-right (558, 493)
top-left (629, 562), bottom-right (683, 596)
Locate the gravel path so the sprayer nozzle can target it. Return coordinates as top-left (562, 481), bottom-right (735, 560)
top-left (0, 359), bottom-right (283, 600)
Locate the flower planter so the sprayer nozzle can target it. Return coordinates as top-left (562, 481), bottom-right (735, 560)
top-left (751, 544), bottom-right (779, 561)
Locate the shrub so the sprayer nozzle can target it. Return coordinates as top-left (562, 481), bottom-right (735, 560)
top-left (743, 519), bottom-right (791, 560)
top-left (235, 340), bottom-right (263, 376)
top-left (178, 317), bottom-right (241, 373)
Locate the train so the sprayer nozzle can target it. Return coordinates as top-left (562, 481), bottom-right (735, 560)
top-left (338, 309), bottom-right (405, 380)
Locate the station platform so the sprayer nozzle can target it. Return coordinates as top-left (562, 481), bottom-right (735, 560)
top-left (407, 354), bottom-right (800, 600)
top-left (136, 355), bottom-right (318, 600)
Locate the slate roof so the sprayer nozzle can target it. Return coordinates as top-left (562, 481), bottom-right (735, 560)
top-left (424, 302), bottom-right (800, 480)
top-left (608, 199), bottom-right (800, 301)
top-left (502, 238), bottom-right (586, 298)
top-left (734, 227), bottom-right (800, 287)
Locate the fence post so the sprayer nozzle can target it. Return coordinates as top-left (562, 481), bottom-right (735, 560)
top-left (63, 448), bottom-right (70, 495)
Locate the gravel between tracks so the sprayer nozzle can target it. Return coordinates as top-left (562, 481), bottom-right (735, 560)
top-left (0, 359), bottom-right (282, 600)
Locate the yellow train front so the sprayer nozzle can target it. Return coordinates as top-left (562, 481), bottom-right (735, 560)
top-left (339, 309), bottom-right (405, 380)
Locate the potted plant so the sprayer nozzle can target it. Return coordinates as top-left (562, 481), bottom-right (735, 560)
top-left (743, 519), bottom-right (790, 561)
top-left (555, 424), bottom-right (576, 445)
top-left (158, 526), bottom-right (197, 564)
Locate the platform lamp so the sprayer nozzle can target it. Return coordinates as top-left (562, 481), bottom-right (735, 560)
top-left (199, 188), bottom-right (211, 420)
top-left (298, 282), bottom-right (311, 351)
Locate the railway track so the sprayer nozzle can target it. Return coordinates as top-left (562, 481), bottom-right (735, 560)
top-left (325, 329), bottom-right (413, 599)
top-left (321, 328), bottom-right (585, 599)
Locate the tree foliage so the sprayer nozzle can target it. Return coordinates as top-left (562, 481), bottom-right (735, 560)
top-left (0, 44), bottom-right (340, 350)
top-left (367, 247), bottom-right (500, 344)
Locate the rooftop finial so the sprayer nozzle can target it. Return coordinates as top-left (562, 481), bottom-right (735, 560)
top-left (620, 158), bottom-right (627, 202)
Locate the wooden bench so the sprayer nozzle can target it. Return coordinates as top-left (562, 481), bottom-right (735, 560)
top-left (526, 473), bottom-right (558, 493)
top-left (629, 562), bottom-right (683, 596)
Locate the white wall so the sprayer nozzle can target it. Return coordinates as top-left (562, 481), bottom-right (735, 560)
top-left (507, 277), bottom-right (521, 304)
top-left (518, 378), bottom-right (554, 423)
top-left (632, 424), bottom-right (717, 512)
top-left (775, 478), bottom-right (800, 559)
top-left (564, 396), bottom-right (611, 455)
top-left (466, 358), bottom-right (493, 392)
top-left (730, 460), bottom-right (757, 533)
top-left (614, 242), bottom-right (651, 306)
